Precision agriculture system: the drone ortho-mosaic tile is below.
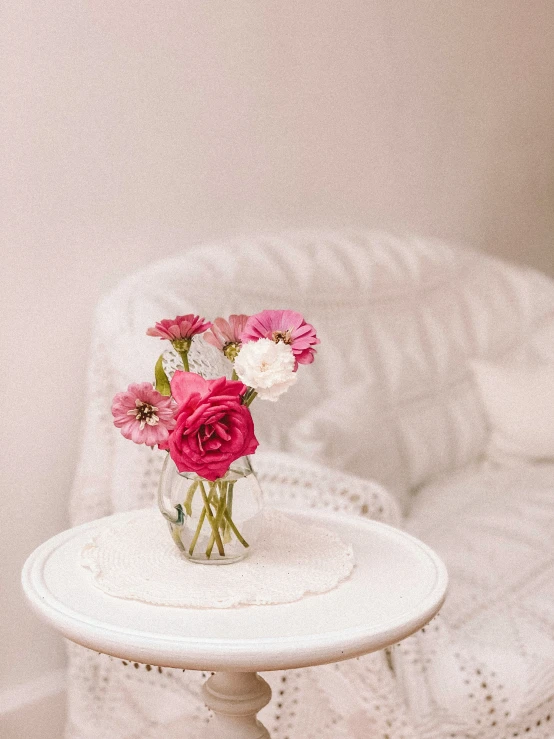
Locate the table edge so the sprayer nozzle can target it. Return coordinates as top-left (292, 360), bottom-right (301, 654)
top-left (22, 508), bottom-right (448, 672)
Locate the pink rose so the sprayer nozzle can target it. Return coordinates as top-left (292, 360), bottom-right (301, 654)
top-left (168, 371), bottom-right (258, 480)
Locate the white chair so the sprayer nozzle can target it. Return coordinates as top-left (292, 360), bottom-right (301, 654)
top-left (67, 230), bottom-right (554, 738)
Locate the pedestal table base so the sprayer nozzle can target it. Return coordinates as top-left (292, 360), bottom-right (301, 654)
top-left (202, 672), bottom-right (272, 738)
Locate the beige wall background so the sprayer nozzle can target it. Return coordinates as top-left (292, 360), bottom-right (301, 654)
top-left (1, 0), bottom-right (554, 733)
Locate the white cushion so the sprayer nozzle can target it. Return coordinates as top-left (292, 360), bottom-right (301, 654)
top-left (471, 359), bottom-right (554, 461)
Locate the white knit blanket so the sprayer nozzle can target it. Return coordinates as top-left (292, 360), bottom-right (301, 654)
top-left (68, 452), bottom-right (554, 739)
top-left (66, 231), bottom-right (554, 739)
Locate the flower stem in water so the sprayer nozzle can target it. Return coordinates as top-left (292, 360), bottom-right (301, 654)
top-left (199, 481), bottom-right (225, 556)
top-left (183, 481), bottom-right (198, 517)
top-left (206, 483), bottom-right (228, 558)
top-left (223, 509), bottom-right (249, 548)
top-left (188, 508), bottom-right (206, 556)
top-left (223, 483), bottom-right (234, 544)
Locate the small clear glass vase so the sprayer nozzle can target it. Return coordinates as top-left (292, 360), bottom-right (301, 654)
top-left (157, 454), bottom-right (264, 564)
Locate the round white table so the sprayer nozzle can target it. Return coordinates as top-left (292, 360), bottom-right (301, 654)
top-left (22, 509), bottom-right (447, 738)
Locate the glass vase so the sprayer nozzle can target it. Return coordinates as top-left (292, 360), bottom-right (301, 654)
top-left (157, 454), bottom-right (264, 564)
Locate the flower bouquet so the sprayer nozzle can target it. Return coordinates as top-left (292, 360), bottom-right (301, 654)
top-left (112, 310), bottom-right (319, 564)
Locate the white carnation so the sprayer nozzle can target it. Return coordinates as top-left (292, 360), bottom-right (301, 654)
top-left (235, 339), bottom-right (297, 401)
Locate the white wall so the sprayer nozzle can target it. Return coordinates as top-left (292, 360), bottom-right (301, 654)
top-left (2, 0), bottom-right (554, 732)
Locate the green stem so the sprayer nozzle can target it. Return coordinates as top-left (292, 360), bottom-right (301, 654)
top-left (218, 481), bottom-right (228, 534)
top-left (183, 481), bottom-right (198, 517)
top-left (188, 507), bottom-right (206, 556)
top-left (227, 483), bottom-right (234, 514)
top-left (223, 482), bottom-right (234, 544)
top-left (199, 481), bottom-right (225, 556)
top-left (208, 484), bottom-right (218, 507)
top-left (231, 369), bottom-right (238, 381)
top-left (244, 390), bottom-right (257, 407)
top-left (178, 350), bottom-right (190, 372)
top-left (223, 509), bottom-right (249, 548)
top-left (206, 483), bottom-right (228, 558)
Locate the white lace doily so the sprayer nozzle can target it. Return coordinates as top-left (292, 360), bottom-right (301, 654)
top-left (81, 508), bottom-right (355, 608)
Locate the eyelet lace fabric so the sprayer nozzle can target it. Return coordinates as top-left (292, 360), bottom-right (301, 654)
top-left (81, 508), bottom-right (355, 608)
top-left (66, 231), bottom-right (554, 739)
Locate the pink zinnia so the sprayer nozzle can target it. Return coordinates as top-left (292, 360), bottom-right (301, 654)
top-left (241, 310), bottom-right (320, 367)
top-left (112, 383), bottom-right (176, 447)
top-left (204, 314), bottom-right (250, 360)
top-left (146, 314), bottom-right (211, 346)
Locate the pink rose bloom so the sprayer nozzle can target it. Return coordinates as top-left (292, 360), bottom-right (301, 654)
top-left (241, 310), bottom-right (320, 367)
top-left (146, 314), bottom-right (211, 343)
top-left (168, 371), bottom-right (258, 480)
top-left (112, 383), bottom-right (176, 447)
top-left (204, 314), bottom-right (250, 360)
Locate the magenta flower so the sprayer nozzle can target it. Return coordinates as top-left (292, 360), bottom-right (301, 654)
top-left (241, 310), bottom-right (320, 367)
top-left (146, 314), bottom-right (211, 347)
top-left (112, 383), bottom-right (176, 447)
top-left (204, 314), bottom-right (250, 360)
top-left (168, 371), bottom-right (258, 480)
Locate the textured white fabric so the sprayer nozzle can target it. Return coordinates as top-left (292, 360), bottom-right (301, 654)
top-left (81, 508), bottom-right (355, 608)
top-left (471, 359), bottom-right (554, 461)
top-left (398, 460), bottom-right (554, 738)
top-left (72, 230), bottom-right (554, 518)
top-left (67, 229), bottom-right (554, 739)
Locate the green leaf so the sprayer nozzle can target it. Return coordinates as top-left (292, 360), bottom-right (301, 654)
top-left (154, 354), bottom-right (171, 396)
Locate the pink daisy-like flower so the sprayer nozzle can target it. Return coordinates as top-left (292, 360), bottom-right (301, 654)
top-left (112, 382), bottom-right (176, 447)
top-left (146, 314), bottom-right (211, 351)
top-left (241, 310), bottom-right (320, 367)
top-left (204, 314), bottom-right (250, 360)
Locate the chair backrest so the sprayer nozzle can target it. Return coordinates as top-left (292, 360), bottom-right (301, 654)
top-left (75, 229), bottom-right (554, 519)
